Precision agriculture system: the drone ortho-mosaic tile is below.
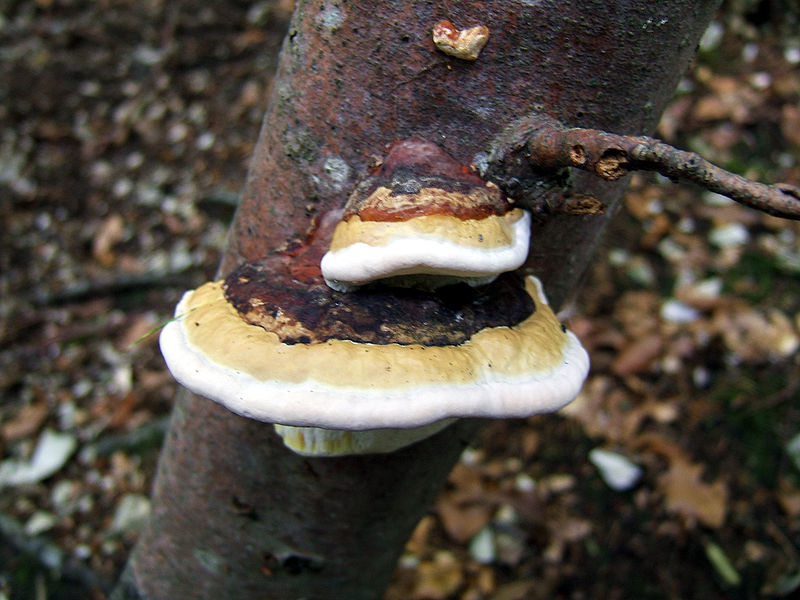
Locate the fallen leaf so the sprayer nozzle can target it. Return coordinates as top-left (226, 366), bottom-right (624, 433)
top-left (1, 402), bottom-right (49, 442)
top-left (490, 579), bottom-right (537, 600)
top-left (777, 479), bottom-right (800, 517)
top-left (413, 550), bottom-right (463, 600)
top-left (562, 377), bottom-right (646, 443)
top-left (120, 313), bottom-right (162, 349)
top-left (436, 463), bottom-right (494, 543)
top-left (713, 306), bottom-right (799, 361)
top-left (657, 456), bottom-right (728, 528)
top-left (405, 515), bottom-right (435, 555)
top-left (543, 515), bottom-right (592, 563)
top-left (611, 333), bottom-right (664, 376)
top-left (92, 213), bottom-right (125, 268)
top-left (781, 104), bottom-right (800, 148)
top-left (436, 496), bottom-right (493, 544)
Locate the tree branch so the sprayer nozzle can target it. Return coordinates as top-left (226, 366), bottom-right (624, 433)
top-left (496, 114), bottom-right (800, 220)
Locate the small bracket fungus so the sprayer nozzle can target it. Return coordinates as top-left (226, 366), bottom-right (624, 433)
top-left (321, 138), bottom-right (530, 292)
top-left (159, 259), bottom-right (589, 456)
top-left (432, 19), bottom-right (489, 61)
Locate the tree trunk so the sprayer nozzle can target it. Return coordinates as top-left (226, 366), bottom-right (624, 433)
top-left (115, 1), bottom-right (720, 598)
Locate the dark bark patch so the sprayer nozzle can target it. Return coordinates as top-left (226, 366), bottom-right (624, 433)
top-left (224, 262), bottom-right (534, 346)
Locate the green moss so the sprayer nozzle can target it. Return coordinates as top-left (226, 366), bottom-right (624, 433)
top-left (719, 250), bottom-right (800, 309)
top-left (707, 367), bottom-right (788, 488)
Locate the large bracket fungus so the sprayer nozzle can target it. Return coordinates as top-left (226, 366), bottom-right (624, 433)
top-left (159, 139), bottom-right (589, 456)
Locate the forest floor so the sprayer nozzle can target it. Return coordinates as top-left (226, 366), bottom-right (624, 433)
top-left (1, 1), bottom-right (800, 599)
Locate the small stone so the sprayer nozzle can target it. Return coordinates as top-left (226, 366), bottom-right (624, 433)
top-left (589, 448), bottom-right (642, 491)
top-left (132, 45), bottom-right (163, 66)
top-left (693, 366), bottom-right (711, 389)
top-left (51, 479), bottom-right (79, 513)
top-left (112, 178), bottom-right (134, 199)
top-left (25, 511), bottom-right (57, 536)
top-left (109, 493), bottom-right (151, 535)
top-left (661, 299), bottom-right (700, 323)
top-left (784, 45), bottom-right (800, 65)
top-left (749, 72), bottom-right (771, 90)
top-left (710, 222), bottom-right (749, 248)
top-left (786, 433), bottom-right (800, 473)
top-left (699, 21), bottom-right (724, 52)
top-left (741, 43), bottom-right (759, 63)
top-left (196, 132), bottom-right (215, 151)
top-left (469, 526), bottom-right (496, 564)
top-left (514, 472), bottom-right (536, 493)
top-left (167, 122), bottom-right (190, 144)
top-left (0, 429), bottom-right (78, 489)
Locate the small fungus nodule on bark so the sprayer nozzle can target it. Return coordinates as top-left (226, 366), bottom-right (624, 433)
top-left (432, 19), bottom-right (489, 61)
top-left (321, 138), bottom-right (530, 292)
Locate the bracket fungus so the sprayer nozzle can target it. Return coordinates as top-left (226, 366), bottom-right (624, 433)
top-left (160, 266), bottom-right (588, 455)
top-left (159, 139), bottom-right (589, 456)
top-left (321, 138), bottom-right (531, 292)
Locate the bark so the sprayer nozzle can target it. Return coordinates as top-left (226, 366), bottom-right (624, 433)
top-left (116, 1), bottom-right (721, 598)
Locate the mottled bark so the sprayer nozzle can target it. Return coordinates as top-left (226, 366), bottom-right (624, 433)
top-left (116, 1), bottom-right (720, 598)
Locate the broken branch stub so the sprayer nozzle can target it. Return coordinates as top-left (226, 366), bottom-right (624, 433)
top-left (493, 114), bottom-right (800, 220)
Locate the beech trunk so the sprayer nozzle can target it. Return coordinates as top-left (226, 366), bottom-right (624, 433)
top-left (115, 1), bottom-right (720, 598)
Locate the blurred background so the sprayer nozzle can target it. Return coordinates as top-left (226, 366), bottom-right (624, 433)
top-left (1, 1), bottom-right (799, 598)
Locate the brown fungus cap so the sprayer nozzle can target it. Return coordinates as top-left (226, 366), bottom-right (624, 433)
top-left (320, 138), bottom-right (531, 291)
top-left (158, 261), bottom-right (589, 450)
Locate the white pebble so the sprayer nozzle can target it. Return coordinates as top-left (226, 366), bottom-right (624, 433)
top-left (661, 299), bottom-right (700, 323)
top-left (710, 222), bottom-right (750, 248)
top-left (588, 448), bottom-right (642, 491)
top-left (469, 526), bottom-right (496, 564)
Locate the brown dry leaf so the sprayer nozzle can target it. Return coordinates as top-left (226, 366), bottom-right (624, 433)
top-left (712, 305), bottom-right (799, 361)
top-left (781, 104), bottom-right (800, 148)
top-left (93, 213), bottom-right (125, 268)
top-left (613, 291), bottom-right (661, 339)
top-left (543, 515), bottom-right (592, 563)
top-left (491, 579), bottom-right (537, 600)
top-left (1, 402), bottom-right (49, 442)
top-left (777, 479), bottom-right (800, 517)
top-left (120, 313), bottom-right (162, 349)
top-left (635, 431), bottom-right (691, 461)
top-left (108, 392), bottom-right (139, 429)
top-left (405, 515), bottom-right (436, 555)
top-left (639, 398), bottom-right (679, 425)
top-left (436, 463), bottom-right (494, 543)
top-left (624, 183), bottom-right (664, 221)
top-left (562, 377), bottom-right (647, 443)
top-left (691, 73), bottom-right (761, 124)
top-left (436, 496), bottom-right (493, 544)
top-left (413, 550), bottom-right (463, 600)
top-left (657, 455), bottom-right (729, 528)
top-left (611, 333), bottom-right (664, 377)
